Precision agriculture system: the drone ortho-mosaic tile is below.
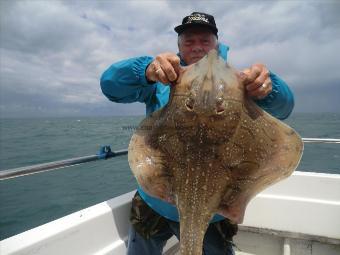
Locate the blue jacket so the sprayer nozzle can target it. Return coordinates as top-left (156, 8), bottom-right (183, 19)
top-left (100, 43), bottom-right (294, 222)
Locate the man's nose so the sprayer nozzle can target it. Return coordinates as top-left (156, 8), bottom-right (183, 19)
top-left (192, 44), bottom-right (203, 52)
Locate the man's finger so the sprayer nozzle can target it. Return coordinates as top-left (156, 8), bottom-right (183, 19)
top-left (151, 60), bottom-right (162, 81)
top-left (238, 69), bottom-right (248, 83)
top-left (243, 66), bottom-right (261, 84)
top-left (246, 69), bottom-right (269, 91)
top-left (242, 68), bottom-right (251, 74)
top-left (263, 77), bottom-right (272, 93)
top-left (168, 55), bottom-right (181, 78)
top-left (155, 67), bottom-right (171, 85)
top-left (249, 88), bottom-right (267, 99)
top-left (158, 57), bottom-right (177, 82)
top-left (248, 77), bottom-right (272, 99)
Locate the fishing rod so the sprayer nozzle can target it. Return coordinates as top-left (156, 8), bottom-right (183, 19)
top-left (0, 146), bottom-right (127, 181)
top-left (0, 138), bottom-right (339, 181)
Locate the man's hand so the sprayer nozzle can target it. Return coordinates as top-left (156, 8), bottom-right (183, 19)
top-left (146, 53), bottom-right (181, 85)
top-left (241, 63), bottom-right (272, 99)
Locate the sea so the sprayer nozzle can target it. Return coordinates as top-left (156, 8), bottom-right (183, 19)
top-left (0, 113), bottom-right (339, 240)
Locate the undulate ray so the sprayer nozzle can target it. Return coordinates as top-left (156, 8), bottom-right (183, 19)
top-left (128, 50), bottom-right (303, 255)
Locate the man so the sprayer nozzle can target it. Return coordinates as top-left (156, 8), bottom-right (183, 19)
top-left (100, 12), bottom-right (294, 255)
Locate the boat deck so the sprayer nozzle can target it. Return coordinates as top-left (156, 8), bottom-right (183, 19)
top-left (163, 224), bottom-right (340, 255)
top-left (1, 171), bottom-right (340, 255)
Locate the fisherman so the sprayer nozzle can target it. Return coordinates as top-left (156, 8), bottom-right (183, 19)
top-left (100, 12), bottom-right (294, 255)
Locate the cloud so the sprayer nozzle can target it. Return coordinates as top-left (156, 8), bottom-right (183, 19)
top-left (0, 0), bottom-right (339, 118)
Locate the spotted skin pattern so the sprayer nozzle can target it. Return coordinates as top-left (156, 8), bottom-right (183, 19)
top-left (128, 50), bottom-right (303, 255)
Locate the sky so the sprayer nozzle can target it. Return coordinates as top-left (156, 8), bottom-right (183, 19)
top-left (0, 0), bottom-right (339, 118)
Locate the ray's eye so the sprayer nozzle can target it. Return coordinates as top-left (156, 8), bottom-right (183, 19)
top-left (185, 97), bottom-right (195, 111)
top-left (216, 97), bottom-right (225, 114)
top-left (216, 97), bottom-right (223, 105)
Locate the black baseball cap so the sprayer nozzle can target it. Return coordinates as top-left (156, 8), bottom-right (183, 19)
top-left (174, 12), bottom-right (218, 36)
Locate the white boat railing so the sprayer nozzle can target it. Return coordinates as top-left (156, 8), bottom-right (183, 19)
top-left (0, 138), bottom-right (339, 181)
top-left (302, 137), bottom-right (340, 143)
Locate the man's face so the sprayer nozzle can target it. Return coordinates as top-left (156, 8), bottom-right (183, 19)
top-left (178, 27), bottom-right (218, 65)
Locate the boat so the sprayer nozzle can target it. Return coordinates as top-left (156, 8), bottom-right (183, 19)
top-left (1, 138), bottom-right (339, 255)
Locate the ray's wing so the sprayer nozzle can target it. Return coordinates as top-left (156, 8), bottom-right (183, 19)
top-left (218, 99), bottom-right (303, 223)
top-left (128, 107), bottom-right (180, 203)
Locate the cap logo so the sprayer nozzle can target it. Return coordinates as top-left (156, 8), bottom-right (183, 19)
top-left (187, 13), bottom-right (208, 24)
top-left (174, 12), bottom-right (218, 36)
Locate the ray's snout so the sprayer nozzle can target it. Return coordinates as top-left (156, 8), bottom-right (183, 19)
top-left (183, 50), bottom-right (228, 115)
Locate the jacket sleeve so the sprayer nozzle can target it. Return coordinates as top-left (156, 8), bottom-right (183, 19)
top-left (255, 72), bottom-right (294, 120)
top-left (100, 56), bottom-right (156, 103)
